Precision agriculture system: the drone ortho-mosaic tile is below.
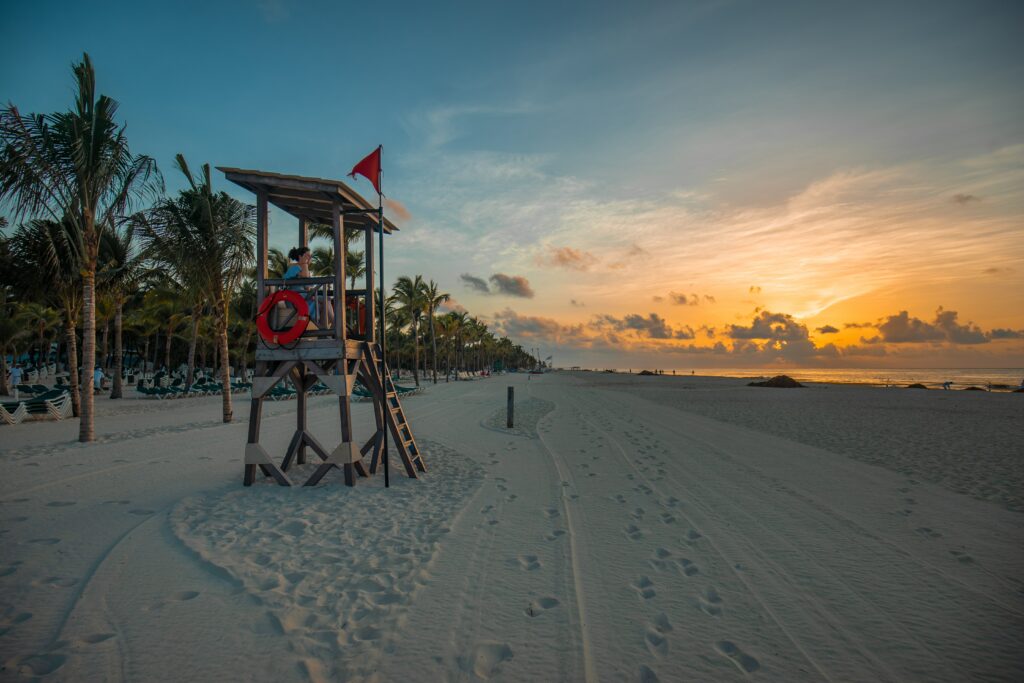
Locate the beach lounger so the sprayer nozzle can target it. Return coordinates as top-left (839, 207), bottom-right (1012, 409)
top-left (0, 401), bottom-right (28, 425)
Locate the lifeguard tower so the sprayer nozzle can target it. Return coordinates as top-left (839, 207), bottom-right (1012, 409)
top-left (219, 168), bottom-right (425, 487)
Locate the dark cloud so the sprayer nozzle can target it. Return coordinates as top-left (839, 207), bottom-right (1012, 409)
top-left (699, 325), bottom-right (717, 339)
top-left (984, 267), bottom-right (1013, 275)
top-left (491, 308), bottom-right (584, 342)
top-left (933, 307), bottom-right (987, 344)
top-left (988, 328), bottom-right (1023, 339)
top-left (816, 325), bottom-right (839, 334)
top-left (749, 286), bottom-right (761, 294)
top-left (844, 321), bottom-right (875, 329)
top-left (841, 344), bottom-right (888, 357)
top-left (544, 246), bottom-right (597, 271)
top-left (593, 312), bottom-right (674, 339)
top-left (669, 292), bottom-right (699, 306)
top-left (652, 295), bottom-right (664, 302)
top-left (727, 311), bottom-right (809, 341)
top-left (704, 295), bottom-right (716, 304)
top-left (952, 193), bottom-right (980, 205)
top-left (870, 308), bottom-right (989, 344)
top-left (489, 273), bottom-right (535, 298)
top-left (675, 325), bottom-right (696, 340)
top-left (570, 299), bottom-right (585, 307)
top-left (460, 273), bottom-right (490, 293)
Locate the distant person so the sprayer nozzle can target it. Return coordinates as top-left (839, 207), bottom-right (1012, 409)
top-left (942, 381), bottom-right (953, 390)
top-left (9, 364), bottom-right (23, 396)
top-left (94, 366), bottom-right (106, 391)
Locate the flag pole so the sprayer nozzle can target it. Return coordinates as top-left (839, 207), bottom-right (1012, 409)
top-left (377, 145), bottom-right (389, 488)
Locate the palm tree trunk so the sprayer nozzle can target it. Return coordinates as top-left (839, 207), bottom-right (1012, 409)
top-left (186, 309), bottom-right (200, 387)
top-left (430, 313), bottom-right (439, 384)
top-left (217, 297), bottom-right (233, 423)
top-left (111, 299), bottom-right (124, 399)
top-left (101, 320), bottom-right (109, 371)
top-left (0, 349), bottom-right (9, 396)
top-left (79, 272), bottom-right (96, 441)
top-left (164, 329), bottom-right (172, 372)
top-left (412, 319), bottom-right (420, 386)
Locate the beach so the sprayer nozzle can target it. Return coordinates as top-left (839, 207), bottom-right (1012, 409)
top-left (1, 372), bottom-right (1022, 682)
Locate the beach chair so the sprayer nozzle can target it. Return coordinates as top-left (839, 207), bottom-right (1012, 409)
top-left (18, 390), bottom-right (72, 420)
top-left (0, 400), bottom-right (27, 425)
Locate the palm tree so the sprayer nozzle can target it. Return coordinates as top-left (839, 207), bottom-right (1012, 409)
top-left (98, 222), bottom-right (146, 398)
top-left (0, 53), bottom-right (161, 441)
top-left (450, 311), bottom-right (469, 378)
top-left (422, 280), bottom-right (450, 383)
top-left (8, 218), bottom-right (85, 414)
top-left (138, 155), bottom-right (254, 422)
top-left (267, 247), bottom-right (289, 278)
top-left (346, 248), bottom-right (366, 290)
top-left (0, 298), bottom-right (26, 396)
top-left (230, 278), bottom-right (258, 382)
top-left (16, 301), bottom-right (60, 378)
top-left (390, 275), bottom-right (426, 386)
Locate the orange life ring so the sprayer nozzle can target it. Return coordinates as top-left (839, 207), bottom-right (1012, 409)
top-left (346, 296), bottom-right (366, 336)
top-left (256, 290), bottom-right (310, 345)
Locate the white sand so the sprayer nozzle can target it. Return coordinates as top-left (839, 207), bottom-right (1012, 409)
top-left (1, 373), bottom-right (1021, 681)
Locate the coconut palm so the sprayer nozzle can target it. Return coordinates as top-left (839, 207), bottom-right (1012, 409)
top-left (0, 53), bottom-right (161, 441)
top-left (8, 218), bottom-right (84, 414)
top-left (16, 301), bottom-right (60, 378)
top-left (390, 275), bottom-right (426, 386)
top-left (422, 280), bottom-right (450, 383)
top-left (0, 298), bottom-right (26, 396)
top-left (138, 155), bottom-right (254, 422)
top-left (267, 247), bottom-right (289, 278)
top-left (98, 222), bottom-right (146, 398)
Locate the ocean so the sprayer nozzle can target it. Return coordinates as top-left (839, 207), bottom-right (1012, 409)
top-left (610, 367), bottom-right (1024, 390)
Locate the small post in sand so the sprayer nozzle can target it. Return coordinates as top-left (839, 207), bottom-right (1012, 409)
top-left (507, 386), bottom-right (514, 428)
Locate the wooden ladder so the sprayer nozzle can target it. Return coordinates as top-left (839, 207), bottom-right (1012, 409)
top-left (361, 342), bottom-right (426, 477)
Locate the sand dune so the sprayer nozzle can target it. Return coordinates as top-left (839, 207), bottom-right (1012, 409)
top-left (1, 373), bottom-right (1021, 681)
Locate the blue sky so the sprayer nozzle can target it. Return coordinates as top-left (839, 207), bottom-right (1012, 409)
top-left (3, 0), bottom-right (1023, 367)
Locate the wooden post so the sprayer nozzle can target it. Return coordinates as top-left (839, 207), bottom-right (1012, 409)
top-left (332, 202), bottom-right (346, 340)
top-left (507, 386), bottom-right (514, 428)
top-left (298, 216), bottom-right (307, 250)
top-left (296, 363), bottom-right (307, 464)
top-left (364, 224), bottom-right (375, 341)
top-left (256, 190), bottom-right (268, 310)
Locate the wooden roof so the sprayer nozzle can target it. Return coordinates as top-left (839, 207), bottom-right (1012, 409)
top-left (217, 167), bottom-right (398, 233)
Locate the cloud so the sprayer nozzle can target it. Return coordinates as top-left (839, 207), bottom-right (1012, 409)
top-left (489, 273), bottom-right (535, 298)
top-left (438, 296), bottom-right (467, 314)
top-left (491, 308), bottom-right (585, 343)
top-left (704, 295), bottom-right (716, 304)
top-left (844, 321), bottom-right (875, 329)
top-left (984, 267), bottom-right (1013, 275)
top-left (749, 286), bottom-right (761, 294)
top-left (460, 273), bottom-right (490, 293)
top-left (542, 246), bottom-right (597, 271)
top-left (933, 307), bottom-right (987, 344)
top-left (727, 310), bottom-right (809, 341)
top-left (652, 295), bottom-right (664, 302)
top-left (593, 312), bottom-right (675, 339)
top-left (669, 292), bottom-right (700, 306)
top-left (951, 193), bottom-right (981, 205)
top-left (816, 325), bottom-right (839, 334)
top-left (841, 344), bottom-right (888, 357)
top-left (383, 198), bottom-right (412, 223)
top-left (870, 308), bottom-right (989, 345)
top-left (988, 328), bottom-right (1024, 339)
top-left (608, 243), bottom-right (648, 270)
top-left (570, 299), bottom-right (585, 307)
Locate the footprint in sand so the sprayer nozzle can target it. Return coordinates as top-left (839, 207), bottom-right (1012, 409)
top-left (77, 632), bottom-right (116, 645)
top-left (0, 611), bottom-right (33, 636)
top-left (544, 507), bottom-right (560, 519)
top-left (515, 554), bottom-right (542, 571)
top-left (28, 538), bottom-right (61, 545)
top-left (14, 653), bottom-right (65, 677)
top-left (698, 587), bottom-right (723, 616)
top-left (676, 558), bottom-right (699, 577)
top-left (639, 664), bottom-right (661, 682)
top-left (915, 527), bottom-right (942, 539)
top-left (714, 640), bottom-right (760, 673)
top-left (949, 549), bottom-right (974, 564)
top-left (481, 504), bottom-right (495, 514)
top-left (631, 576), bottom-right (656, 599)
top-left (645, 629), bottom-right (668, 656)
top-left (458, 641), bottom-right (514, 680)
top-left (46, 501), bottom-right (76, 507)
top-left (624, 524), bottom-right (644, 541)
top-left (659, 513), bottom-right (676, 525)
top-left (524, 596), bottom-right (560, 617)
top-left (129, 509), bottom-right (155, 516)
top-left (684, 529), bottom-right (703, 545)
top-left (147, 590), bottom-right (200, 611)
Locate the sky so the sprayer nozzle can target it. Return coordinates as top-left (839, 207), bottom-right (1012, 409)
top-left (2, 0), bottom-right (1023, 369)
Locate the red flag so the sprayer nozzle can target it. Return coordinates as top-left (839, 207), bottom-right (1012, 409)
top-left (348, 146), bottom-right (382, 195)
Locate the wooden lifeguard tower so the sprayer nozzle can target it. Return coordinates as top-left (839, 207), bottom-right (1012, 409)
top-left (219, 168), bottom-right (425, 487)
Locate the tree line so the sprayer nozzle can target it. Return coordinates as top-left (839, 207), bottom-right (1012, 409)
top-left (0, 53), bottom-right (537, 441)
